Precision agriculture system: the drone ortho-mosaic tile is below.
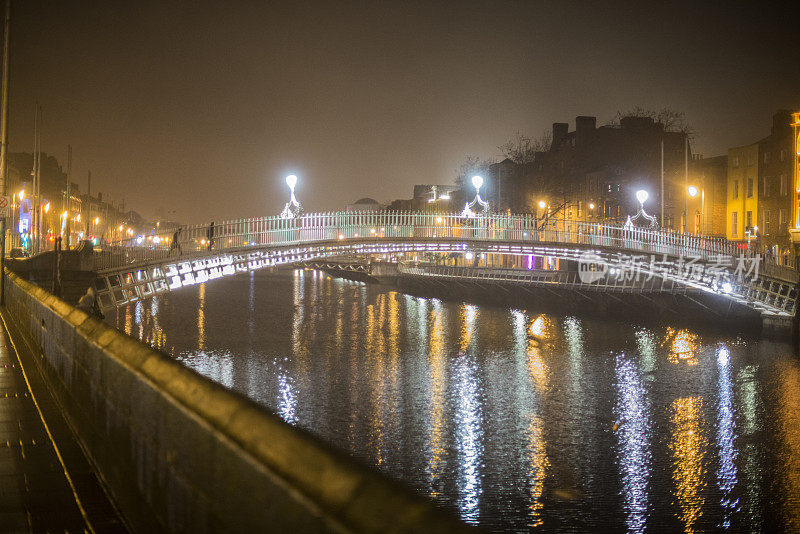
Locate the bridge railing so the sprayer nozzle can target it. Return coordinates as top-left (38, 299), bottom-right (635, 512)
top-left (93, 211), bottom-right (793, 280)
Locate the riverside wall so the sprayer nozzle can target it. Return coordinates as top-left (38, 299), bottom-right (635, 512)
top-left (2, 268), bottom-right (472, 533)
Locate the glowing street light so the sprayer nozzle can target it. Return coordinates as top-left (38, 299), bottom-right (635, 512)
top-left (43, 202), bottom-right (50, 213)
top-left (625, 189), bottom-right (658, 229)
top-left (280, 173), bottom-right (302, 218)
top-left (687, 185), bottom-right (704, 233)
top-left (472, 174), bottom-right (483, 191)
top-left (461, 175), bottom-right (489, 217)
top-left (94, 217), bottom-right (100, 225)
top-left (17, 189), bottom-right (24, 201)
top-left (538, 200), bottom-right (547, 209)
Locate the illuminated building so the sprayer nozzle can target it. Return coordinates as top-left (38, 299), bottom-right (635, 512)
top-left (726, 142), bottom-right (759, 242)
top-left (727, 110), bottom-right (798, 265)
top-left (486, 115), bottom-right (692, 228)
top-left (789, 111), bottom-right (800, 264)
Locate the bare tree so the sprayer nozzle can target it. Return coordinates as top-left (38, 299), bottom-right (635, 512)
top-left (454, 155), bottom-right (493, 187)
top-left (498, 130), bottom-right (552, 164)
top-left (609, 106), bottom-right (696, 138)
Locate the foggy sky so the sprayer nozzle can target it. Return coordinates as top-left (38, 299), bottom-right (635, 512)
top-left (8, 1), bottom-right (799, 223)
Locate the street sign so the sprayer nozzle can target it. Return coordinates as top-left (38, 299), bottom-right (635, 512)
top-left (0, 195), bottom-right (9, 218)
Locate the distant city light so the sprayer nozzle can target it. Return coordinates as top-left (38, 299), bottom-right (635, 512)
top-left (589, 202), bottom-right (595, 210)
top-left (465, 251), bottom-right (474, 261)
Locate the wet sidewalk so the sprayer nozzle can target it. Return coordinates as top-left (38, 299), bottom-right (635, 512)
top-left (0, 310), bottom-right (127, 533)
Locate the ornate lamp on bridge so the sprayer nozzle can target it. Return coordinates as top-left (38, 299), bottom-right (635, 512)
top-left (280, 174), bottom-right (302, 219)
top-left (624, 189), bottom-right (658, 229)
top-left (461, 175), bottom-right (489, 218)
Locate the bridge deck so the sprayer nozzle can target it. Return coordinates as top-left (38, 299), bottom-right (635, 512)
top-left (0, 309), bottom-right (128, 533)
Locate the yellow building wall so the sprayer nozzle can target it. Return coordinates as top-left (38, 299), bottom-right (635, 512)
top-left (726, 144), bottom-right (759, 241)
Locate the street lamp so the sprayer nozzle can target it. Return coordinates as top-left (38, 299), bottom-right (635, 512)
top-left (687, 185), bottom-right (704, 234)
top-left (280, 174), bottom-right (302, 218)
top-left (625, 189), bottom-right (658, 229)
top-left (636, 189), bottom-right (649, 207)
top-left (461, 175), bottom-right (489, 217)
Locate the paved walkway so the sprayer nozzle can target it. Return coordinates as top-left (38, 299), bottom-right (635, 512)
top-left (0, 310), bottom-right (127, 533)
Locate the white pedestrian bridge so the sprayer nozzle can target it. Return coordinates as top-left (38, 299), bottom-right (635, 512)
top-left (92, 211), bottom-right (799, 318)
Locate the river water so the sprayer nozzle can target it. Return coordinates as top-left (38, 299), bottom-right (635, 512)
top-left (112, 269), bottom-right (800, 532)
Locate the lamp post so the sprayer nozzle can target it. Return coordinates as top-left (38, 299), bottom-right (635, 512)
top-left (43, 202), bottom-right (50, 243)
top-left (461, 175), bottom-right (489, 217)
top-left (280, 174), bottom-right (302, 218)
top-left (687, 185), bottom-right (704, 234)
top-left (636, 189), bottom-right (649, 208)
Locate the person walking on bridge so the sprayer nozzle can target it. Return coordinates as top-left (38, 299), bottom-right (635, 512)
top-left (170, 227), bottom-right (183, 255)
top-left (207, 221), bottom-right (215, 251)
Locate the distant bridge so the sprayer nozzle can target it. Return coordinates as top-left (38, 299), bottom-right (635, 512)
top-left (91, 211), bottom-right (799, 318)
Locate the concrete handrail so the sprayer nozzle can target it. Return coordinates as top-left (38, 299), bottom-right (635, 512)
top-left (2, 268), bottom-right (473, 533)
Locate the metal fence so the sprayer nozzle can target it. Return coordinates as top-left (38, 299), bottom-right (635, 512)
top-left (92, 211), bottom-right (795, 282)
top-left (400, 263), bottom-right (691, 294)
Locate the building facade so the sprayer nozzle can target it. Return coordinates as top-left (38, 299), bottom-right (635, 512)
top-left (483, 115), bottom-right (693, 229)
top-left (725, 110), bottom-right (797, 265)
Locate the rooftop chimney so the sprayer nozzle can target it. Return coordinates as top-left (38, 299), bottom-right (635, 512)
top-left (575, 116), bottom-right (596, 132)
top-left (552, 122), bottom-right (568, 149)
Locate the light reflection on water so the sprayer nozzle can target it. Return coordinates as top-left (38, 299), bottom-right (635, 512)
top-left (114, 270), bottom-right (800, 531)
top-left (614, 353), bottom-right (650, 533)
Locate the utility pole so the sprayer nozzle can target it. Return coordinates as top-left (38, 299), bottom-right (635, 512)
top-left (660, 137), bottom-right (664, 226)
top-left (0, 0), bottom-right (10, 304)
top-left (683, 134), bottom-right (688, 233)
top-left (32, 105), bottom-right (38, 253)
top-left (65, 144), bottom-right (71, 249)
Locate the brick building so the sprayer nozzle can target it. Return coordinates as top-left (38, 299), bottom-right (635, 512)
top-left (726, 110), bottom-right (797, 265)
top-left (487, 115), bottom-right (695, 229)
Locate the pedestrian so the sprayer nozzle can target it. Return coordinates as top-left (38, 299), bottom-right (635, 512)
top-left (170, 227), bottom-right (183, 255)
top-left (207, 221), bottom-right (215, 251)
top-left (77, 287), bottom-right (104, 319)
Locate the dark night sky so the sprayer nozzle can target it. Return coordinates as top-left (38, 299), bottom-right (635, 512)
top-left (8, 1), bottom-right (800, 223)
